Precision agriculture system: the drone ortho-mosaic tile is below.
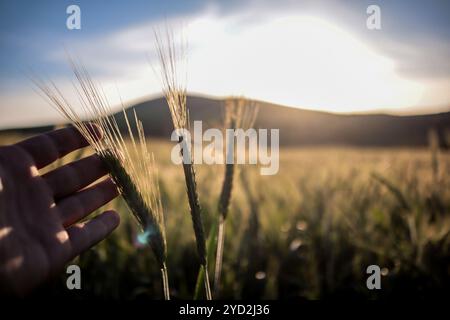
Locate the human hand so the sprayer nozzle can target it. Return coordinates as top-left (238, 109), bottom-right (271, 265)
top-left (0, 126), bottom-right (120, 296)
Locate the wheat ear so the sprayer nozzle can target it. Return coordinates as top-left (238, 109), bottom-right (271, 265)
top-left (214, 98), bottom-right (258, 296)
top-left (32, 59), bottom-right (170, 300)
top-left (154, 28), bottom-right (212, 300)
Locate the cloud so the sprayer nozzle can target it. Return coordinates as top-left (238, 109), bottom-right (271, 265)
top-left (378, 37), bottom-right (450, 80)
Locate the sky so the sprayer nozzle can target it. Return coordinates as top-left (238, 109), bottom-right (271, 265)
top-left (0, 0), bottom-right (449, 129)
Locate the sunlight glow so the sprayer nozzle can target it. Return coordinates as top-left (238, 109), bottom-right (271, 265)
top-left (56, 230), bottom-right (69, 244)
top-left (0, 227), bottom-right (13, 240)
top-left (47, 12), bottom-right (429, 115)
top-left (5, 256), bottom-right (23, 271)
top-left (186, 14), bottom-right (425, 112)
top-left (30, 166), bottom-right (39, 178)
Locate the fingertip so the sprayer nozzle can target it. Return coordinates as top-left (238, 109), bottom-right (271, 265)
top-left (85, 123), bottom-right (104, 141)
top-left (104, 178), bottom-right (120, 198)
top-left (67, 210), bottom-right (121, 259)
top-left (102, 210), bottom-right (120, 229)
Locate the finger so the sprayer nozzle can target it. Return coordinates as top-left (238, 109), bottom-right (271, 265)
top-left (16, 124), bottom-right (102, 169)
top-left (67, 210), bottom-right (120, 259)
top-left (42, 154), bottom-right (108, 199)
top-left (57, 178), bottom-right (119, 227)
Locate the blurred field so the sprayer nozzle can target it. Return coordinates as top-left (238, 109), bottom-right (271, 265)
top-left (1, 133), bottom-right (449, 299)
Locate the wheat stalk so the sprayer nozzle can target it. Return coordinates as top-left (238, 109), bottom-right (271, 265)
top-left (154, 28), bottom-right (212, 300)
top-left (32, 58), bottom-right (170, 300)
top-left (214, 98), bottom-right (258, 296)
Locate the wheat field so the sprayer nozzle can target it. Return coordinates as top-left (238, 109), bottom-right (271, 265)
top-left (1, 132), bottom-right (449, 299)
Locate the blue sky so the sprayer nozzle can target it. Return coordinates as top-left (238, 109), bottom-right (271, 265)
top-left (0, 0), bottom-right (449, 128)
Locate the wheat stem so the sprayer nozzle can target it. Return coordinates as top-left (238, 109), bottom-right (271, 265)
top-left (214, 163), bottom-right (235, 295)
top-left (203, 264), bottom-right (212, 300)
top-left (181, 145), bottom-right (211, 299)
top-left (161, 263), bottom-right (170, 300)
top-left (214, 215), bottom-right (226, 295)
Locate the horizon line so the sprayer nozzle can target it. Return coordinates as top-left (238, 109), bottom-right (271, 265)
top-left (1, 92), bottom-right (449, 131)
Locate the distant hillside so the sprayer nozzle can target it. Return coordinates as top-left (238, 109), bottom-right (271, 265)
top-left (115, 96), bottom-right (450, 147)
top-left (2, 95), bottom-right (450, 147)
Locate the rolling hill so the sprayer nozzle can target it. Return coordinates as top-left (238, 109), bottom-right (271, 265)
top-left (2, 95), bottom-right (450, 147)
top-left (116, 95), bottom-right (450, 147)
